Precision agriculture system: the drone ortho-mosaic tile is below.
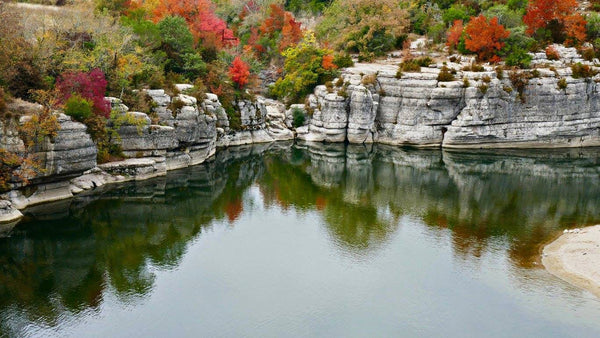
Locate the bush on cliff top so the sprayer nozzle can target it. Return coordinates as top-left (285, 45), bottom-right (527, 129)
top-left (63, 94), bottom-right (93, 122)
top-left (271, 33), bottom-right (338, 103)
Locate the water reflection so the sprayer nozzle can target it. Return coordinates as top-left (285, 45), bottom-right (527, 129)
top-left (1, 142), bottom-right (599, 336)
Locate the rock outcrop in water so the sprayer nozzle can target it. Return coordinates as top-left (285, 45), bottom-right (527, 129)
top-left (1, 114), bottom-right (97, 216)
top-left (300, 46), bottom-right (600, 148)
top-left (0, 90), bottom-right (295, 221)
top-left (3, 46), bottom-right (600, 222)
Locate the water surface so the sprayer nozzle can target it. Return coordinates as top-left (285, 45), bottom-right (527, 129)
top-left (1, 143), bottom-right (600, 337)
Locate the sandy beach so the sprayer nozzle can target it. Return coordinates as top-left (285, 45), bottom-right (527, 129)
top-left (543, 225), bottom-right (600, 298)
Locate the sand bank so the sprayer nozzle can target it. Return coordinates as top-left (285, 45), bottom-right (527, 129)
top-left (543, 225), bottom-right (600, 298)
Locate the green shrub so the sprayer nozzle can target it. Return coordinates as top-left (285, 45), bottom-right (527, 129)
top-left (292, 107), bottom-right (305, 128)
top-left (121, 90), bottom-right (156, 115)
top-left (505, 48), bottom-right (532, 68)
top-left (478, 83), bottom-right (489, 94)
top-left (501, 27), bottom-right (534, 68)
top-left (463, 63), bottom-right (485, 72)
top-left (507, 0), bottom-right (527, 11)
top-left (399, 57), bottom-right (433, 72)
top-left (580, 47), bottom-right (595, 62)
top-left (557, 78), bottom-right (567, 90)
top-left (64, 94), bottom-right (93, 122)
top-left (482, 75), bottom-right (491, 83)
top-left (437, 66), bottom-right (455, 82)
top-left (428, 23), bottom-right (446, 44)
top-left (400, 60), bottom-right (421, 72)
top-left (334, 53), bottom-right (354, 68)
top-left (442, 4), bottom-right (473, 25)
top-left (495, 66), bottom-right (504, 79)
top-left (571, 63), bottom-right (598, 79)
top-left (482, 5), bottom-right (523, 29)
top-left (169, 98), bottom-right (185, 114)
top-left (509, 71), bottom-right (531, 102)
top-left (463, 78), bottom-right (470, 87)
top-left (587, 12), bottom-right (600, 41)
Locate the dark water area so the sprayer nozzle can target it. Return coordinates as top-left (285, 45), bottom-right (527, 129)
top-left (1, 142), bottom-right (600, 337)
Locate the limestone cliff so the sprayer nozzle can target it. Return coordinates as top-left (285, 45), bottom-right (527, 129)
top-left (299, 47), bottom-right (600, 148)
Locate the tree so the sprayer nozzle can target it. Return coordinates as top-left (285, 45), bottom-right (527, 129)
top-left (253, 4), bottom-right (303, 54)
top-left (55, 69), bottom-right (111, 118)
top-left (271, 32), bottom-right (338, 103)
top-left (157, 15), bottom-right (206, 78)
top-left (446, 20), bottom-right (464, 51)
top-left (279, 11), bottom-right (303, 51)
top-left (523, 0), bottom-right (586, 44)
top-left (464, 15), bottom-right (510, 62)
top-left (145, 0), bottom-right (237, 47)
top-left (316, 0), bottom-right (409, 60)
top-left (229, 56), bottom-right (250, 88)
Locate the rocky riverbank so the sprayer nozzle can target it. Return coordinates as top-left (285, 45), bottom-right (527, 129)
top-left (299, 45), bottom-right (600, 148)
top-left (3, 46), bottom-right (600, 223)
top-left (543, 225), bottom-right (600, 298)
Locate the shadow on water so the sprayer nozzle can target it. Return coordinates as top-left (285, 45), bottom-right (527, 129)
top-left (0, 141), bottom-right (599, 335)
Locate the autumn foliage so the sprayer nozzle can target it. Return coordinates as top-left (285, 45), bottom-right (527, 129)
top-left (321, 54), bottom-right (337, 70)
top-left (229, 56), bottom-right (250, 88)
top-left (446, 20), bottom-right (464, 50)
top-left (523, 0), bottom-right (586, 44)
top-left (137, 0), bottom-right (237, 46)
top-left (55, 69), bottom-right (111, 118)
top-left (464, 15), bottom-right (510, 62)
top-left (255, 4), bottom-right (303, 53)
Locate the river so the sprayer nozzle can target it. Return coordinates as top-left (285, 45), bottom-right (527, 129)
top-left (1, 142), bottom-right (599, 337)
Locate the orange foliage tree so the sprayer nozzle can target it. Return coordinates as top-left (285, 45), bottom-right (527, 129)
top-left (321, 54), bottom-right (336, 70)
top-left (523, 0), bottom-right (586, 44)
top-left (144, 0), bottom-right (237, 47)
top-left (229, 56), bottom-right (250, 88)
top-left (446, 20), bottom-right (464, 51)
top-left (464, 15), bottom-right (510, 62)
top-left (258, 4), bottom-right (303, 52)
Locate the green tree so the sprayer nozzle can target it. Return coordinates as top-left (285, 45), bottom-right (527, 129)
top-left (271, 32), bottom-right (338, 103)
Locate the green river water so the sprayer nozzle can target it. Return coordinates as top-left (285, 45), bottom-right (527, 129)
top-left (1, 142), bottom-right (600, 337)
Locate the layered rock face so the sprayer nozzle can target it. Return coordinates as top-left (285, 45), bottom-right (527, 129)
top-left (299, 48), bottom-right (600, 148)
top-left (117, 90), bottom-right (293, 161)
top-left (216, 96), bottom-right (294, 147)
top-left (132, 90), bottom-right (217, 170)
top-left (0, 114), bottom-right (97, 215)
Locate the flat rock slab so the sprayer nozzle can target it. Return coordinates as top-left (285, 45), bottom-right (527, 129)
top-left (543, 225), bottom-right (600, 298)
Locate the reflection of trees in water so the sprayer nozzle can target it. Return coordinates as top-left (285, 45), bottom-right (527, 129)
top-left (258, 144), bottom-right (400, 258)
top-left (0, 147), bottom-right (274, 336)
top-left (277, 144), bottom-right (600, 267)
top-left (1, 143), bottom-right (600, 335)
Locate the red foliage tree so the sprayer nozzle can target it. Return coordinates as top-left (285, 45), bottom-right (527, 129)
top-left (229, 56), bottom-right (250, 88)
top-left (258, 4), bottom-right (303, 52)
top-left (55, 69), bottom-right (111, 118)
top-left (446, 20), bottom-right (464, 50)
top-left (150, 0), bottom-right (237, 47)
top-left (523, 0), bottom-right (586, 44)
top-left (464, 15), bottom-right (510, 62)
